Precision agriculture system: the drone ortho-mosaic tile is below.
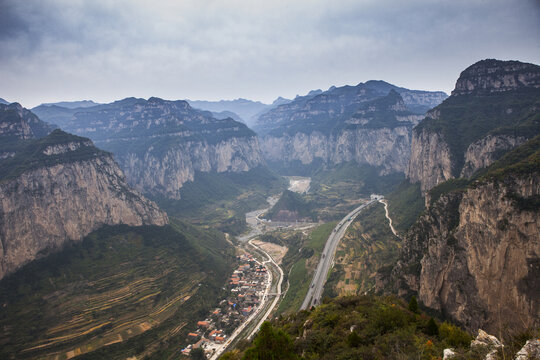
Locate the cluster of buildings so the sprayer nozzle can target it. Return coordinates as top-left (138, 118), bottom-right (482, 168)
top-left (181, 254), bottom-right (269, 357)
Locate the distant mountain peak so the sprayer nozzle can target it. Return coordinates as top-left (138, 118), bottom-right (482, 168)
top-left (452, 59), bottom-right (540, 96)
top-left (41, 100), bottom-right (100, 109)
top-left (0, 103), bottom-right (52, 140)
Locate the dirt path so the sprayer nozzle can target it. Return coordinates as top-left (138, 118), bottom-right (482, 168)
top-left (378, 199), bottom-right (399, 238)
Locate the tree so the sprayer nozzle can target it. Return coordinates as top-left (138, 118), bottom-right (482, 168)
top-left (347, 331), bottom-right (362, 347)
top-left (191, 347), bottom-right (206, 360)
top-left (242, 322), bottom-right (298, 360)
top-left (408, 295), bottom-right (419, 314)
top-left (425, 317), bottom-right (439, 336)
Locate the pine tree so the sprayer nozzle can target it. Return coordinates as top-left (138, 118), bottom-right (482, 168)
top-left (425, 317), bottom-right (439, 336)
top-left (408, 295), bottom-right (419, 314)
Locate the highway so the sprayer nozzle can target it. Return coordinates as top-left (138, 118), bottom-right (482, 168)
top-left (300, 199), bottom-right (377, 310)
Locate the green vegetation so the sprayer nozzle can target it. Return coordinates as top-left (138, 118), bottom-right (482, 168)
top-left (408, 296), bottom-right (419, 314)
top-left (423, 135), bottom-right (540, 211)
top-left (264, 190), bottom-right (316, 222)
top-left (385, 181), bottom-right (425, 234)
top-left (223, 295), bottom-right (483, 360)
top-left (427, 178), bottom-right (470, 206)
top-left (278, 260), bottom-right (310, 315)
top-left (63, 98), bottom-right (256, 149)
top-left (154, 166), bottom-right (286, 234)
top-left (416, 88), bottom-right (540, 175)
top-left (475, 134), bottom-right (540, 182)
top-left (0, 223), bottom-right (235, 360)
top-left (311, 162), bottom-right (404, 196)
top-left (258, 222), bottom-right (336, 315)
top-left (265, 88), bottom-right (417, 138)
top-left (306, 221), bottom-right (337, 254)
top-left (266, 158), bottom-right (325, 177)
top-left (0, 130), bottom-right (109, 182)
top-left (305, 162), bottom-right (404, 222)
top-left (243, 322), bottom-right (299, 360)
top-left (325, 202), bottom-right (400, 297)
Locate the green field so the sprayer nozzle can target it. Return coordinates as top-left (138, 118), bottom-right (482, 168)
top-left (306, 221), bottom-right (338, 254)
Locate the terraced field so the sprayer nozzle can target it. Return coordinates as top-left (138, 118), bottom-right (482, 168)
top-left (0, 223), bottom-right (235, 360)
top-left (324, 202), bottom-right (401, 297)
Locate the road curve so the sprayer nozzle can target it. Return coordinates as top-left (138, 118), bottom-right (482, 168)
top-left (300, 199), bottom-right (376, 310)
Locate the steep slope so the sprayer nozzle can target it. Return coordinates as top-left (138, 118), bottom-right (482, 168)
top-left (0, 106), bottom-right (167, 280)
top-left (39, 97), bottom-right (264, 199)
top-left (0, 103), bottom-right (52, 143)
top-left (0, 222), bottom-right (234, 360)
top-left (256, 82), bottom-right (447, 175)
top-left (382, 136), bottom-right (540, 334)
top-left (407, 59), bottom-right (540, 192)
top-left (222, 295), bottom-right (480, 360)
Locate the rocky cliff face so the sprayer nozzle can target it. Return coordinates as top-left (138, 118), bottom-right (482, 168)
top-left (257, 87), bottom-right (440, 174)
top-left (460, 134), bottom-right (526, 178)
top-left (407, 126), bottom-right (453, 192)
top-left (0, 144), bottom-right (168, 279)
top-left (43, 97), bottom-right (263, 199)
top-left (122, 135), bottom-right (262, 199)
top-left (0, 106), bottom-right (168, 279)
top-left (384, 138), bottom-right (540, 334)
top-left (261, 126), bottom-right (412, 174)
top-left (452, 59), bottom-right (540, 96)
top-left (407, 59), bottom-right (540, 192)
top-left (0, 103), bottom-right (52, 142)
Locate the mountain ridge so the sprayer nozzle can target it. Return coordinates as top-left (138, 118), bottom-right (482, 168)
top-left (35, 97), bottom-right (265, 199)
top-left (407, 59), bottom-right (540, 192)
top-left (0, 105), bottom-right (168, 280)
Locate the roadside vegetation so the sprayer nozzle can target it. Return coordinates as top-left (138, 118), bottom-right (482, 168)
top-left (324, 202), bottom-right (400, 298)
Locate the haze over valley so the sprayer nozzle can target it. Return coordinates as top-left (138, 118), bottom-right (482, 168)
top-left (1, 1), bottom-right (539, 359)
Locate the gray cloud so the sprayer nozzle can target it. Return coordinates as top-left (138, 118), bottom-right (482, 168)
top-left (0, 0), bottom-right (539, 107)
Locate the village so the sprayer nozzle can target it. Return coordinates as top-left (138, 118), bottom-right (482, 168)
top-left (181, 253), bottom-right (269, 357)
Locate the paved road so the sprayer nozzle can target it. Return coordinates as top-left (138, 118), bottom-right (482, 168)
top-left (300, 199), bottom-right (376, 310)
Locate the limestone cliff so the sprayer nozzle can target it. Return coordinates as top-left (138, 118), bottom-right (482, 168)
top-left (257, 88), bottom-right (438, 174)
top-left (260, 126), bottom-right (412, 175)
top-left (452, 59), bottom-right (540, 96)
top-left (0, 102), bottom-right (52, 141)
top-left (384, 137), bottom-right (540, 334)
top-left (460, 134), bottom-right (526, 178)
top-left (43, 97), bottom-right (263, 199)
top-left (406, 125), bottom-right (453, 192)
top-left (0, 119), bottom-right (168, 279)
top-left (122, 135), bottom-right (262, 199)
top-left (407, 59), bottom-right (540, 192)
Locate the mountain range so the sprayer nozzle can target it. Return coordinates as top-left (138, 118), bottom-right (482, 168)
top-left (0, 58), bottom-right (538, 359)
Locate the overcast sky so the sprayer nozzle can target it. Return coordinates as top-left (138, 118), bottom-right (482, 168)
top-left (1, 0), bottom-right (539, 108)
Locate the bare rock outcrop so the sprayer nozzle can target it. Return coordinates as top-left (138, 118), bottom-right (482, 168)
top-left (42, 97), bottom-right (264, 199)
top-left (385, 170), bottom-right (540, 334)
top-left (406, 59), bottom-right (540, 192)
top-left (122, 136), bottom-right (262, 199)
top-left (0, 130), bottom-right (168, 280)
top-left (258, 87), bottom-right (439, 174)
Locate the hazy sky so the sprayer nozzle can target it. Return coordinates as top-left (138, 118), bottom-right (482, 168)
top-left (1, 0), bottom-right (539, 108)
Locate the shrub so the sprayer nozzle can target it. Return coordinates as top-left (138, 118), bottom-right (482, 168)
top-left (439, 321), bottom-right (472, 348)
